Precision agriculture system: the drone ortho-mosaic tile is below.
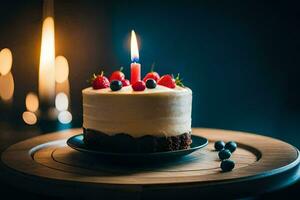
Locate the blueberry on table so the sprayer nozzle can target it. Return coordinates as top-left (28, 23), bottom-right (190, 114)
top-left (218, 149), bottom-right (231, 160)
top-left (146, 79), bottom-right (157, 89)
top-left (225, 141), bottom-right (237, 153)
top-left (220, 160), bottom-right (235, 172)
top-left (110, 80), bottom-right (122, 91)
top-left (214, 141), bottom-right (225, 151)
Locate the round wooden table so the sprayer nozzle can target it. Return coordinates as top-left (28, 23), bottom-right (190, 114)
top-left (1, 128), bottom-right (299, 199)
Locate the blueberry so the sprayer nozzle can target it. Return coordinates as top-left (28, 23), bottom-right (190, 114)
top-left (110, 80), bottom-right (122, 91)
top-left (218, 149), bottom-right (231, 160)
top-left (220, 160), bottom-right (235, 172)
top-left (225, 141), bottom-right (237, 153)
top-left (214, 141), bottom-right (225, 151)
top-left (146, 79), bottom-right (157, 89)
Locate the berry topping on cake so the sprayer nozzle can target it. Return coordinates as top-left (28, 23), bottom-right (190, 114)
top-left (143, 64), bottom-right (160, 82)
top-left (146, 79), bottom-right (157, 89)
top-left (109, 67), bottom-right (125, 82)
top-left (110, 80), bottom-right (123, 91)
top-left (157, 74), bottom-right (184, 88)
top-left (132, 80), bottom-right (146, 91)
top-left (157, 74), bottom-right (176, 88)
top-left (143, 71), bottom-right (160, 82)
top-left (91, 72), bottom-right (110, 89)
top-left (121, 79), bottom-right (130, 86)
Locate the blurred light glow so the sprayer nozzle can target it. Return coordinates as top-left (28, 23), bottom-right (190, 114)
top-left (55, 92), bottom-right (68, 111)
top-left (22, 111), bottom-right (37, 125)
top-left (25, 92), bottom-right (39, 112)
top-left (48, 107), bottom-right (59, 120)
top-left (55, 56), bottom-right (69, 83)
top-left (0, 48), bottom-right (13, 76)
top-left (56, 79), bottom-right (70, 96)
top-left (39, 17), bottom-right (55, 102)
top-left (130, 30), bottom-right (139, 62)
top-left (0, 72), bottom-right (14, 101)
top-left (58, 110), bottom-right (72, 124)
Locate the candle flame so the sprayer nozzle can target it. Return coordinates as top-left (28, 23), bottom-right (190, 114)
top-left (131, 30), bottom-right (139, 62)
top-left (39, 17), bottom-right (56, 102)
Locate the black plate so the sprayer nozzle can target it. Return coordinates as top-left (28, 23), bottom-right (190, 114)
top-left (67, 134), bottom-right (208, 161)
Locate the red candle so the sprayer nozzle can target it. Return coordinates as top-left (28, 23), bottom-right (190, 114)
top-left (130, 30), bottom-right (141, 84)
top-left (131, 62), bottom-right (141, 85)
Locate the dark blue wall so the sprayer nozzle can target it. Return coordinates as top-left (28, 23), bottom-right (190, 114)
top-left (109, 1), bottom-right (300, 147)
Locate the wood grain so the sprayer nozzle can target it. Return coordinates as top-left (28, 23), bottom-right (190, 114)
top-left (34, 143), bottom-right (256, 176)
top-left (1, 128), bottom-right (299, 199)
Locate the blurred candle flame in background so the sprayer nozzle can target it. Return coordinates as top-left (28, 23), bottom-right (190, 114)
top-left (23, 92), bottom-right (39, 126)
top-left (55, 92), bottom-right (68, 112)
top-left (0, 72), bottom-right (14, 102)
top-left (0, 48), bottom-right (13, 76)
top-left (22, 111), bottom-right (37, 125)
top-left (55, 55), bottom-right (72, 124)
top-left (58, 111), bottom-right (72, 124)
top-left (25, 92), bottom-right (39, 113)
top-left (38, 17), bottom-right (56, 104)
top-left (21, 0), bottom-right (72, 126)
top-left (55, 56), bottom-right (69, 83)
top-left (0, 48), bottom-right (14, 103)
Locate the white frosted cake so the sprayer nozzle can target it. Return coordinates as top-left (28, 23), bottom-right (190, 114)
top-left (82, 71), bottom-right (192, 153)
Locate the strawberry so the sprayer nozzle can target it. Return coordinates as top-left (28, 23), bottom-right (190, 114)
top-left (109, 67), bottom-right (125, 82)
top-left (132, 80), bottom-right (146, 91)
top-left (121, 79), bottom-right (130, 86)
top-left (143, 71), bottom-right (160, 82)
top-left (143, 64), bottom-right (160, 82)
top-left (91, 72), bottom-right (110, 89)
top-left (157, 74), bottom-right (176, 88)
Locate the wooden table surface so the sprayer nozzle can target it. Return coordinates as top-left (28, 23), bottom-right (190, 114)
top-left (0, 127), bottom-right (299, 199)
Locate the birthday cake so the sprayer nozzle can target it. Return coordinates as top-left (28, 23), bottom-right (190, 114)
top-left (82, 69), bottom-right (192, 153)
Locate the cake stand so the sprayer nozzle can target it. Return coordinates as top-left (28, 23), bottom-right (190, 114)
top-left (1, 128), bottom-right (299, 199)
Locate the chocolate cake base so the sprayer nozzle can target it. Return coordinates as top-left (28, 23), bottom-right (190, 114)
top-left (83, 128), bottom-right (192, 153)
